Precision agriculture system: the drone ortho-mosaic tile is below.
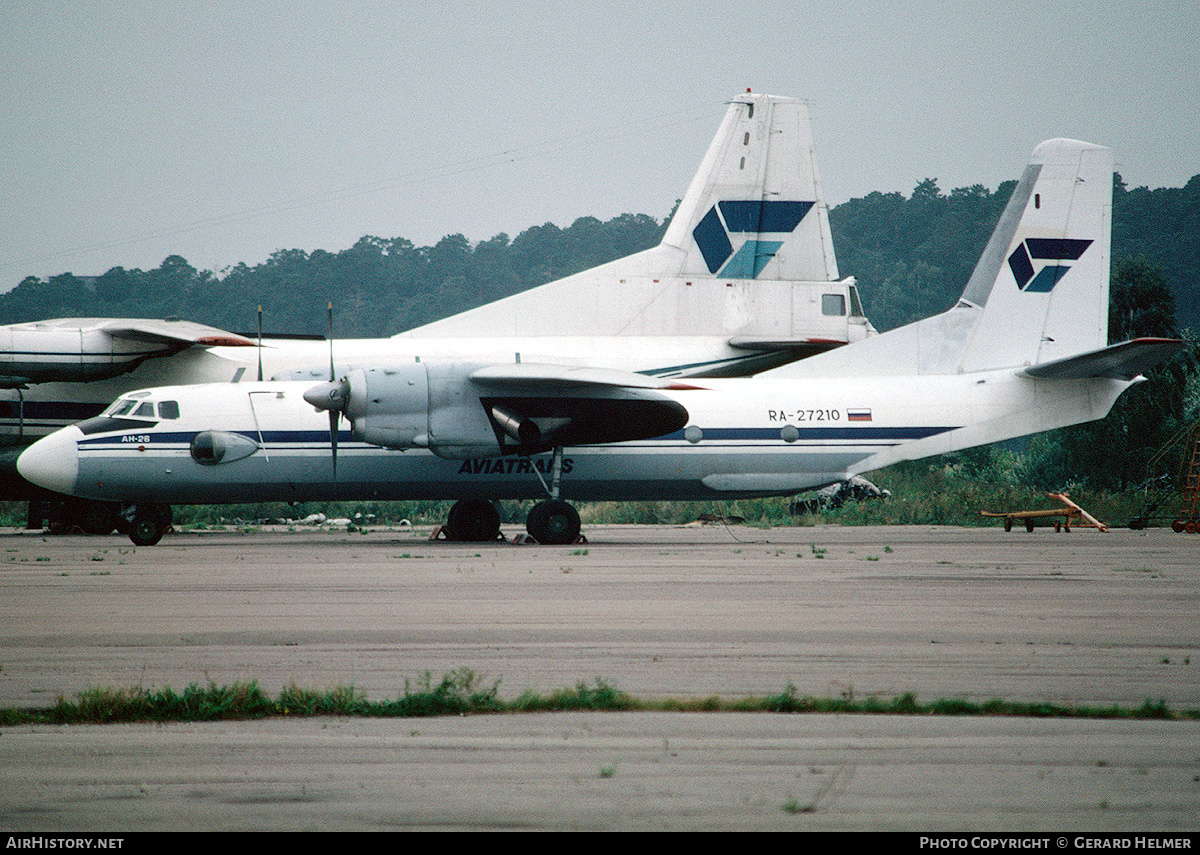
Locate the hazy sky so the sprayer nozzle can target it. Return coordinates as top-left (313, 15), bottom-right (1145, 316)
top-left (2, 1), bottom-right (1197, 287)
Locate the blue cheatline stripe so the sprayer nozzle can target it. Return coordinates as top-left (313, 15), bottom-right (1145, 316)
top-left (642, 351), bottom-right (770, 377)
top-left (78, 425), bottom-right (957, 449)
top-left (656, 426), bottom-right (955, 441)
top-left (5, 349), bottom-right (164, 359)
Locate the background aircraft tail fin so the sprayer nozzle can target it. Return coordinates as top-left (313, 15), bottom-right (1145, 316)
top-left (399, 93), bottom-right (860, 348)
top-left (767, 138), bottom-right (1113, 378)
top-left (659, 91), bottom-right (838, 282)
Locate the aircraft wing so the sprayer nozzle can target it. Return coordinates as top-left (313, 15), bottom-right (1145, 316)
top-left (1021, 338), bottom-right (1187, 380)
top-left (469, 363), bottom-right (698, 452)
top-left (468, 363), bottom-right (703, 390)
top-left (94, 318), bottom-right (256, 348)
top-left (1, 317), bottom-right (254, 387)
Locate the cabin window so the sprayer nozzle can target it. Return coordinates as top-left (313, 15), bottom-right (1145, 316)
top-left (158, 401), bottom-right (180, 419)
top-left (822, 294), bottom-right (846, 316)
top-left (134, 402), bottom-right (155, 418)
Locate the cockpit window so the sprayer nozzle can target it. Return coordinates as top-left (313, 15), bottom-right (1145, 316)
top-left (848, 285), bottom-right (865, 318)
top-left (103, 397), bottom-right (166, 420)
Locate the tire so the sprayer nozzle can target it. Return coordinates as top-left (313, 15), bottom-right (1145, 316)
top-left (446, 499), bottom-right (501, 542)
top-left (129, 513), bottom-right (165, 546)
top-left (526, 499), bottom-right (580, 545)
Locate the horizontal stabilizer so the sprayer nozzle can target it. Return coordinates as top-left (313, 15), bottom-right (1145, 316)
top-left (728, 336), bottom-right (844, 351)
top-left (399, 92), bottom-right (855, 349)
top-left (1021, 338), bottom-right (1186, 380)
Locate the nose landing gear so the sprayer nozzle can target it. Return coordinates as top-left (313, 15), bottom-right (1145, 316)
top-left (122, 502), bottom-right (173, 546)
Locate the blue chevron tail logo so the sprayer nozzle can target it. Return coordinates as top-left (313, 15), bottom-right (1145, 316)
top-left (1008, 238), bottom-right (1093, 292)
top-left (692, 200), bottom-right (813, 277)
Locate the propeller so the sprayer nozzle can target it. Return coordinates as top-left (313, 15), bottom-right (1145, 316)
top-left (302, 302), bottom-right (346, 476)
top-left (256, 305), bottom-right (263, 382)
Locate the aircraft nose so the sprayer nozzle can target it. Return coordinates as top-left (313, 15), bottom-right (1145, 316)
top-left (17, 426), bottom-right (81, 495)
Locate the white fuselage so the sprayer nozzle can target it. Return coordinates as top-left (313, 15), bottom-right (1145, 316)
top-left (18, 370), bottom-right (1132, 506)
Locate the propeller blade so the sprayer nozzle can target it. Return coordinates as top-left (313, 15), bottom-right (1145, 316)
top-left (256, 305), bottom-right (263, 382)
top-left (329, 410), bottom-right (339, 477)
top-left (327, 301), bottom-right (334, 382)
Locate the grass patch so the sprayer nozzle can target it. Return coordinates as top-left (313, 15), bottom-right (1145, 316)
top-left (0, 675), bottom-right (1195, 726)
top-left (0, 459), bottom-right (1185, 530)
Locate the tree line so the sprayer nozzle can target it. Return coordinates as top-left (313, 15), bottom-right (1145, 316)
top-left (2, 175), bottom-right (1197, 493)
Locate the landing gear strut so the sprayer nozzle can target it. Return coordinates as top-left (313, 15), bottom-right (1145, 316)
top-left (523, 446), bottom-right (583, 545)
top-left (438, 448), bottom-right (584, 545)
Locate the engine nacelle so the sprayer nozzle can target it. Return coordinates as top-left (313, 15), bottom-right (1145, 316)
top-left (1, 327), bottom-right (148, 387)
top-left (343, 364), bottom-right (504, 459)
top-left (307, 362), bottom-right (691, 461)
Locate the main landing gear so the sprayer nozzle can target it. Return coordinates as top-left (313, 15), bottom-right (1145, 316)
top-left (524, 498), bottom-right (581, 545)
top-left (440, 447), bottom-right (583, 545)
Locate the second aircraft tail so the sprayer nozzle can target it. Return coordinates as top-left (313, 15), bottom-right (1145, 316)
top-left (769, 138), bottom-right (1116, 379)
top-left (398, 92), bottom-right (867, 353)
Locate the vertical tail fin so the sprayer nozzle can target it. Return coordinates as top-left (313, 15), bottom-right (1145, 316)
top-left (956, 139), bottom-right (1112, 372)
top-left (661, 91), bottom-right (839, 281)
top-left (768, 138), bottom-right (1113, 378)
top-left (401, 92), bottom-right (859, 347)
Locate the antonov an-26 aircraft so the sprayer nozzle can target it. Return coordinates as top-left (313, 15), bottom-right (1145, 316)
top-left (1, 91), bottom-right (873, 531)
top-left (18, 138), bottom-right (1182, 546)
